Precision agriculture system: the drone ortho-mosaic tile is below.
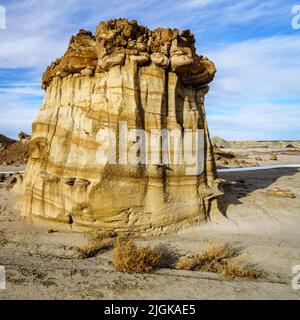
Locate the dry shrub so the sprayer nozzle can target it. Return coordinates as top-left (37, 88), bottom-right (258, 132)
top-left (194, 239), bottom-right (234, 268)
top-left (175, 239), bottom-right (263, 279)
top-left (175, 239), bottom-right (234, 271)
top-left (78, 230), bottom-right (116, 259)
top-left (219, 260), bottom-right (262, 279)
top-left (90, 230), bottom-right (116, 243)
top-left (175, 256), bottom-right (197, 270)
top-left (114, 237), bottom-right (162, 273)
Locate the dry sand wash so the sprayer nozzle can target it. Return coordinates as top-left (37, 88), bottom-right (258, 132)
top-left (0, 167), bottom-right (299, 299)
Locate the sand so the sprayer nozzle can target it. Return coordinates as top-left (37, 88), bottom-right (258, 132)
top-left (0, 151), bottom-right (300, 299)
top-left (215, 146), bottom-right (300, 169)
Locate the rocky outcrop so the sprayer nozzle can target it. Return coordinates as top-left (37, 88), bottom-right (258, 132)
top-left (0, 135), bottom-right (29, 165)
top-left (18, 131), bottom-right (31, 142)
top-left (18, 19), bottom-right (220, 235)
top-left (0, 134), bottom-right (16, 148)
top-left (42, 19), bottom-right (216, 90)
top-left (42, 29), bottom-right (98, 89)
top-left (211, 137), bottom-right (300, 150)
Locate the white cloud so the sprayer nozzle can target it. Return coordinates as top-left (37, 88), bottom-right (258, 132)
top-left (0, 103), bottom-right (38, 138)
top-left (205, 35), bottom-right (300, 140)
top-left (207, 35), bottom-right (300, 100)
top-left (0, 0), bottom-right (299, 140)
top-left (0, 0), bottom-right (77, 69)
top-left (0, 86), bottom-right (43, 95)
top-left (177, 0), bottom-right (217, 9)
top-left (207, 103), bottom-right (300, 140)
top-left (0, 86), bottom-right (42, 138)
top-left (217, 0), bottom-right (283, 25)
top-left (0, 0), bottom-right (290, 69)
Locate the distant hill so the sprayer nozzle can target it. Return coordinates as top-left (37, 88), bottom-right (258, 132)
top-left (211, 136), bottom-right (300, 149)
top-left (0, 134), bottom-right (16, 147)
top-left (211, 136), bottom-right (227, 148)
top-left (0, 133), bottom-right (29, 165)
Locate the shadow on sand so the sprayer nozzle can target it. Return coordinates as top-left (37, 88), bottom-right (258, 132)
top-left (216, 167), bottom-right (299, 218)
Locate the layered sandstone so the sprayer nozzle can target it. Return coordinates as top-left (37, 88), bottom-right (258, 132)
top-left (18, 19), bottom-right (221, 235)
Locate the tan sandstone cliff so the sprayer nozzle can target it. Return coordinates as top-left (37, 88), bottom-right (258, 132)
top-left (18, 19), bottom-right (222, 235)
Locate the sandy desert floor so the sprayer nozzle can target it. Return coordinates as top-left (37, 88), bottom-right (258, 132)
top-left (0, 152), bottom-right (300, 299)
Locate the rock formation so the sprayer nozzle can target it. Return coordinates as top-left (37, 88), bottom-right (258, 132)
top-left (18, 131), bottom-right (31, 142)
top-left (18, 19), bottom-right (221, 235)
top-left (0, 134), bottom-right (16, 151)
top-left (0, 133), bottom-right (29, 165)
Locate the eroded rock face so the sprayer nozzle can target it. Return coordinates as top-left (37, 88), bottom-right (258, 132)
top-left (18, 19), bottom-right (220, 235)
top-left (42, 19), bottom-right (215, 90)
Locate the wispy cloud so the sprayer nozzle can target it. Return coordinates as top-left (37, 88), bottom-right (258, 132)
top-left (0, 96), bottom-right (40, 139)
top-left (177, 0), bottom-right (218, 9)
top-left (207, 35), bottom-right (300, 100)
top-left (205, 34), bottom-right (300, 140)
top-left (0, 0), bottom-right (293, 69)
top-left (0, 0), bottom-right (299, 140)
top-left (0, 86), bottom-right (43, 95)
top-left (207, 103), bottom-right (300, 140)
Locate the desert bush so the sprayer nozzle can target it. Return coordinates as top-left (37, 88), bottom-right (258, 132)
top-left (114, 237), bottom-right (162, 273)
top-left (194, 239), bottom-right (234, 266)
top-left (90, 230), bottom-right (116, 243)
top-left (176, 239), bottom-right (234, 271)
top-left (78, 230), bottom-right (116, 258)
top-left (175, 239), bottom-right (263, 279)
top-left (219, 260), bottom-right (262, 279)
top-left (175, 256), bottom-right (197, 270)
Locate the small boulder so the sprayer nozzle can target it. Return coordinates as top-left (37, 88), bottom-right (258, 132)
top-left (48, 229), bottom-right (58, 234)
top-left (270, 153), bottom-right (277, 161)
top-left (18, 131), bottom-right (30, 141)
top-left (7, 175), bottom-right (18, 189)
top-left (286, 144), bottom-right (294, 148)
top-left (0, 173), bottom-right (5, 182)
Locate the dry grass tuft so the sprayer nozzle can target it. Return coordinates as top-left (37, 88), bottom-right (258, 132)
top-left (78, 230), bottom-right (117, 259)
top-left (175, 239), bottom-right (263, 279)
top-left (114, 237), bottom-right (162, 273)
top-left (175, 256), bottom-right (197, 270)
top-left (219, 260), bottom-right (263, 279)
top-left (90, 230), bottom-right (116, 243)
top-left (176, 239), bottom-right (234, 271)
top-left (194, 239), bottom-right (234, 268)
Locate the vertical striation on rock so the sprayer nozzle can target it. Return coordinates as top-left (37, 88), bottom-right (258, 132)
top-left (18, 19), bottom-right (221, 235)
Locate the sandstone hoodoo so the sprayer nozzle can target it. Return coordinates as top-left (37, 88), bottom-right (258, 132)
top-left (18, 19), bottom-right (221, 234)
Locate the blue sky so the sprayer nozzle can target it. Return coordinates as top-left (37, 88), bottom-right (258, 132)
top-left (0, 0), bottom-right (299, 140)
